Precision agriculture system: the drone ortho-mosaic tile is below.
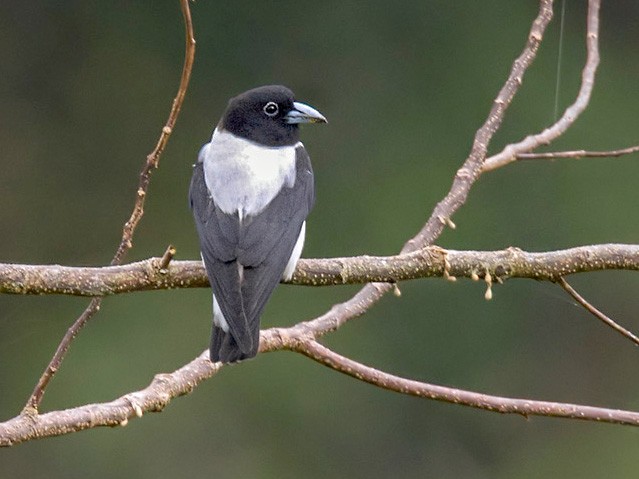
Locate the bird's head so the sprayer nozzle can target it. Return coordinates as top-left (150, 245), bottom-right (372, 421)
top-left (220, 85), bottom-right (327, 147)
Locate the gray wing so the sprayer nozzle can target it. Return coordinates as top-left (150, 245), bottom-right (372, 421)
top-left (190, 161), bottom-right (249, 353)
top-left (189, 145), bottom-right (315, 357)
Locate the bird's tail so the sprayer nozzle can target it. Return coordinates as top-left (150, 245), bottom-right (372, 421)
top-left (210, 325), bottom-right (259, 363)
top-left (207, 262), bottom-right (258, 364)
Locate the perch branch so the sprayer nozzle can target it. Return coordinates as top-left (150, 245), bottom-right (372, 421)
top-left (1, 244), bottom-right (638, 296)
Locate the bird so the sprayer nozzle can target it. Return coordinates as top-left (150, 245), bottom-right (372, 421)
top-left (189, 85), bottom-right (327, 364)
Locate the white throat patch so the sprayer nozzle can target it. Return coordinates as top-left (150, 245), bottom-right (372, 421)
top-left (202, 129), bottom-right (300, 219)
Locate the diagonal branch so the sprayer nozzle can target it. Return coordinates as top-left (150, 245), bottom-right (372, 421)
top-left (23, 0), bottom-right (196, 413)
top-left (407, 0), bottom-right (555, 250)
top-left (5, 320), bottom-right (639, 447)
top-left (0, 351), bottom-right (220, 447)
top-left (289, 340), bottom-right (639, 426)
top-left (1, 244), bottom-right (638, 296)
top-left (558, 277), bottom-right (639, 347)
top-left (482, 0), bottom-right (601, 173)
top-left (292, 0), bottom-right (556, 342)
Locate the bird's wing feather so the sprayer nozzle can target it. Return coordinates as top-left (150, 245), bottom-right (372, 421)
top-left (190, 161), bottom-right (253, 352)
top-left (238, 146), bottom-right (314, 324)
top-left (189, 145), bottom-right (314, 354)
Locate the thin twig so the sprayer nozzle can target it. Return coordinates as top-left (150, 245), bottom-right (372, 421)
top-left (558, 277), bottom-right (639, 347)
top-left (23, 0), bottom-right (196, 414)
top-left (482, 0), bottom-right (601, 173)
top-left (23, 297), bottom-right (103, 414)
top-left (111, 2), bottom-right (195, 265)
top-left (289, 340), bottom-right (639, 426)
top-left (159, 245), bottom-right (177, 271)
top-left (516, 144), bottom-right (639, 160)
top-left (297, 0), bottom-right (555, 338)
top-left (1, 244), bottom-right (638, 296)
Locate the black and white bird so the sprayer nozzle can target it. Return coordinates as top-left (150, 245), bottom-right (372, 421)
top-left (189, 85), bottom-right (327, 363)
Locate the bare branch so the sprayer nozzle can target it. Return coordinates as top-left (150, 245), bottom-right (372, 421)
top-left (289, 0), bottom-right (556, 344)
top-left (408, 0), bottom-right (554, 249)
top-left (1, 244), bottom-right (638, 296)
top-left (23, 0), bottom-right (196, 413)
top-left (296, 244), bottom-right (639, 286)
top-left (6, 321), bottom-right (639, 446)
top-left (558, 277), bottom-right (639, 347)
top-left (289, 340), bottom-right (639, 427)
top-left (4, 0), bottom-right (633, 449)
top-left (112, 2), bottom-right (195, 265)
top-left (516, 144), bottom-right (639, 161)
top-left (1, 351), bottom-right (220, 447)
top-left (158, 244), bottom-right (177, 271)
top-left (482, 0), bottom-right (601, 173)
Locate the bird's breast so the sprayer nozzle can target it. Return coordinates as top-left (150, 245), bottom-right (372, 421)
top-left (202, 129), bottom-right (299, 219)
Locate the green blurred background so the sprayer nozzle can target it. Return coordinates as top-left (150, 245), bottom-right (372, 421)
top-left (1, 1), bottom-right (639, 477)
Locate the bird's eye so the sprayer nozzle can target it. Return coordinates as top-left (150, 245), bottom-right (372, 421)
top-left (263, 102), bottom-right (279, 117)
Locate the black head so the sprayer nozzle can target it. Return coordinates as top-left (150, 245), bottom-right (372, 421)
top-left (219, 85), bottom-right (326, 147)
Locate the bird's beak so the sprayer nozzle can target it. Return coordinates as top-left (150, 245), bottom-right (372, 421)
top-left (285, 101), bottom-right (327, 124)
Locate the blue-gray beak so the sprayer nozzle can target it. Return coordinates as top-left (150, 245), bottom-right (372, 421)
top-left (285, 101), bottom-right (327, 124)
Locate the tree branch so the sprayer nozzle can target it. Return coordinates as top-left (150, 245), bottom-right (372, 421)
top-left (289, 340), bottom-right (639, 427)
top-left (0, 351), bottom-right (220, 447)
top-left (516, 144), bottom-right (639, 161)
top-left (558, 277), bottom-right (639, 347)
top-left (0, 244), bottom-right (638, 296)
top-left (5, 0), bottom-right (634, 449)
top-left (407, 0), bottom-right (555, 250)
top-left (5, 320), bottom-right (639, 447)
top-left (482, 0), bottom-right (601, 173)
top-left (23, 0), bottom-right (196, 413)
top-left (278, 0), bottom-right (556, 350)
